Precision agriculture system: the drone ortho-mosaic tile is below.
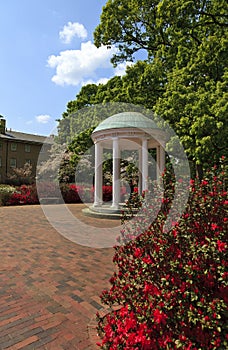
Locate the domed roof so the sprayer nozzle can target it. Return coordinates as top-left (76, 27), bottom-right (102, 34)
top-left (93, 112), bottom-right (157, 133)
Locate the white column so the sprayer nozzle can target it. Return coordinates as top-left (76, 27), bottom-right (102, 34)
top-left (156, 144), bottom-right (165, 181)
top-left (156, 145), bottom-right (160, 181)
top-left (138, 147), bottom-right (142, 195)
top-left (142, 138), bottom-right (148, 192)
top-left (94, 142), bottom-right (103, 207)
top-left (160, 144), bottom-right (166, 175)
top-left (112, 137), bottom-right (120, 209)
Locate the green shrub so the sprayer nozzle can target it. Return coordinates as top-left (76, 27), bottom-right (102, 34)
top-left (0, 185), bottom-right (16, 205)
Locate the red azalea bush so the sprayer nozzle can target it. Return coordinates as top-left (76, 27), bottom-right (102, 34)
top-left (102, 185), bottom-right (114, 202)
top-left (97, 159), bottom-right (228, 349)
top-left (7, 183), bottom-right (88, 205)
top-left (7, 184), bottom-right (39, 205)
top-left (90, 186), bottom-right (128, 203)
top-left (61, 183), bottom-right (85, 203)
top-left (6, 183), bottom-right (128, 205)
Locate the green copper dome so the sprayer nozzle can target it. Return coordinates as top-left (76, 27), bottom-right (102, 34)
top-left (93, 112), bottom-right (157, 133)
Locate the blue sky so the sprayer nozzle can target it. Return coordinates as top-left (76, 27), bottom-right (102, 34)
top-left (0, 0), bottom-right (130, 136)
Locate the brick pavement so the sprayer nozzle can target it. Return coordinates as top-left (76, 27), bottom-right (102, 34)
top-left (0, 204), bottom-right (120, 350)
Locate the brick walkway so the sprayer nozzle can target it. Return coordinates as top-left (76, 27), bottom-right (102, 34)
top-left (0, 204), bottom-right (120, 350)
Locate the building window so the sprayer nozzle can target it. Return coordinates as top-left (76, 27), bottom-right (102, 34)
top-left (25, 159), bottom-right (31, 165)
top-left (0, 156), bottom-right (1, 167)
top-left (25, 144), bottom-right (31, 152)
top-left (10, 158), bottom-right (17, 168)
top-left (10, 143), bottom-right (17, 151)
top-left (0, 143), bottom-right (2, 150)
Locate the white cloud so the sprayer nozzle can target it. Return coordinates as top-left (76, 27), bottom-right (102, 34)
top-left (59, 22), bottom-right (87, 44)
top-left (82, 63), bottom-right (134, 86)
top-left (47, 41), bottom-right (117, 86)
top-left (82, 77), bottom-right (110, 86)
top-left (115, 62), bottom-right (134, 76)
top-left (36, 115), bottom-right (51, 124)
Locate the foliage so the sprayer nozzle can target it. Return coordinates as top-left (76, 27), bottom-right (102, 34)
top-left (58, 151), bottom-right (76, 183)
top-left (6, 163), bottom-right (34, 186)
top-left (4, 182), bottom-right (128, 206)
top-left (93, 0), bottom-right (228, 176)
top-left (0, 184), bottom-right (16, 206)
top-left (57, 103), bottom-right (156, 185)
top-left (7, 184), bottom-right (39, 205)
top-left (97, 158), bottom-right (227, 349)
top-left (94, 0), bottom-right (227, 65)
top-left (93, 185), bottom-right (127, 203)
top-left (155, 46), bottom-right (228, 174)
top-left (60, 184), bottom-right (89, 203)
top-left (67, 127), bottom-right (95, 184)
top-left (37, 142), bottom-right (75, 183)
top-left (51, 0), bottom-right (227, 182)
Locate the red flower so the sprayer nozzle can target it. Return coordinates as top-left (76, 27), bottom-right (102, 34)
top-left (144, 282), bottom-right (161, 296)
top-left (134, 247), bottom-right (143, 258)
top-left (201, 180), bottom-right (208, 185)
top-left (172, 229), bottom-right (178, 238)
top-left (217, 240), bottom-right (227, 252)
top-left (153, 309), bottom-right (167, 324)
top-left (211, 223), bottom-right (219, 230)
top-left (142, 255), bottom-right (153, 264)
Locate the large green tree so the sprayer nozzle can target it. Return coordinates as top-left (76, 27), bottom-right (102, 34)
top-left (57, 60), bottom-right (166, 142)
top-left (94, 0), bottom-right (227, 66)
top-left (94, 0), bottom-right (228, 175)
top-left (56, 0), bottom-right (227, 178)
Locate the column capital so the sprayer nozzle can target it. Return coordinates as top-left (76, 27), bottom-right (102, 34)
top-left (142, 135), bottom-right (150, 141)
top-left (142, 138), bottom-right (149, 147)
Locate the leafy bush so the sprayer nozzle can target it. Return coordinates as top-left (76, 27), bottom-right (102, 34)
top-left (61, 184), bottom-right (85, 203)
top-left (7, 184), bottom-right (39, 205)
top-left (89, 186), bottom-right (127, 203)
top-left (37, 181), bottom-right (60, 198)
top-left (101, 186), bottom-right (127, 202)
top-left (6, 163), bottom-right (34, 186)
top-left (0, 184), bottom-right (16, 205)
top-left (97, 159), bottom-right (227, 349)
top-left (102, 185), bottom-right (113, 202)
top-left (5, 183), bottom-right (128, 205)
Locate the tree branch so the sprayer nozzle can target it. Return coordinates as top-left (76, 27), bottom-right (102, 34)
top-left (199, 11), bottom-right (228, 27)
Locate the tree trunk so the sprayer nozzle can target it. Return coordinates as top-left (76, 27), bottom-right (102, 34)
top-left (196, 164), bottom-right (204, 180)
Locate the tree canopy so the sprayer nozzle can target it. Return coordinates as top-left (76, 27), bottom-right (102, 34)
top-left (93, 0), bottom-right (228, 174)
top-left (55, 0), bottom-right (227, 179)
top-left (94, 0), bottom-right (227, 66)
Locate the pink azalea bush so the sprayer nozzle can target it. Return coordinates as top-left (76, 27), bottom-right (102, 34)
top-left (97, 159), bottom-right (227, 349)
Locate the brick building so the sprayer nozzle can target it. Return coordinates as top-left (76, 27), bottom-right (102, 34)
top-left (0, 118), bottom-right (53, 183)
